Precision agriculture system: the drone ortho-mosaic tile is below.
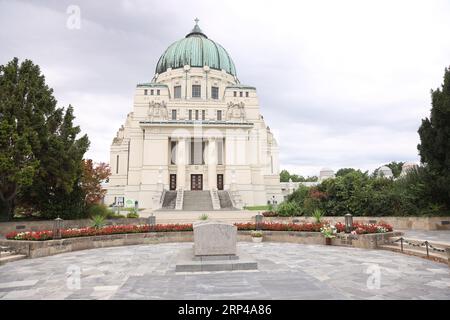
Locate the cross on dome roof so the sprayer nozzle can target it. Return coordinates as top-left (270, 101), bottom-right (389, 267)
top-left (186, 17), bottom-right (207, 38)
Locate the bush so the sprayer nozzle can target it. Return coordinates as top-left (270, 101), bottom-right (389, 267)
top-left (251, 230), bottom-right (263, 237)
top-left (127, 212), bottom-right (139, 218)
top-left (311, 209), bottom-right (324, 223)
top-left (106, 212), bottom-right (126, 219)
top-left (276, 201), bottom-right (301, 216)
top-left (283, 165), bottom-right (450, 217)
top-left (126, 208), bottom-right (139, 218)
top-left (86, 204), bottom-right (110, 218)
top-left (90, 215), bottom-right (106, 229)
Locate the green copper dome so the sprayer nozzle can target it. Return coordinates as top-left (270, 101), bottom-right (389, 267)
top-left (155, 21), bottom-right (237, 76)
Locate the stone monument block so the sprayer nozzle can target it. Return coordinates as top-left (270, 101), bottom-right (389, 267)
top-left (193, 221), bottom-right (237, 256)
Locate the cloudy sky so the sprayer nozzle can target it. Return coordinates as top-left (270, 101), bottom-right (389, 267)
top-left (1, 0), bottom-right (449, 176)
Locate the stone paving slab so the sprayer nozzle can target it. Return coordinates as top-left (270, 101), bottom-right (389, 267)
top-left (0, 242), bottom-right (449, 300)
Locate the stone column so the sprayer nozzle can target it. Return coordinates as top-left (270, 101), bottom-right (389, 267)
top-left (208, 138), bottom-right (217, 189)
top-left (177, 138), bottom-right (186, 189)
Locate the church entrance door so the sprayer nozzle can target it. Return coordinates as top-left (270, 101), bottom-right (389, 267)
top-left (190, 174), bottom-right (203, 190)
top-left (169, 174), bottom-right (177, 190)
top-left (217, 174), bottom-right (224, 190)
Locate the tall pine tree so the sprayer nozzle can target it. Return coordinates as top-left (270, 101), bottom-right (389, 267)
top-left (418, 67), bottom-right (450, 209)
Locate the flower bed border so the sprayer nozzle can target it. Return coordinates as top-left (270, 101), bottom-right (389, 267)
top-left (5, 221), bottom-right (393, 241)
top-left (0, 228), bottom-right (402, 259)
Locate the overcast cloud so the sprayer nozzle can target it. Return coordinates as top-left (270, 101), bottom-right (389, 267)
top-left (1, 0), bottom-right (449, 176)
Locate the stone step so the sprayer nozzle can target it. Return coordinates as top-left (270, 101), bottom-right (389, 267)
top-left (379, 244), bottom-right (448, 264)
top-left (183, 191), bottom-right (213, 211)
top-left (0, 254), bottom-right (27, 265)
top-left (0, 251), bottom-right (14, 258)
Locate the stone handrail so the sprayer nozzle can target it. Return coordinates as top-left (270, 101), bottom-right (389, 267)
top-left (210, 188), bottom-right (221, 210)
top-left (175, 188), bottom-right (184, 210)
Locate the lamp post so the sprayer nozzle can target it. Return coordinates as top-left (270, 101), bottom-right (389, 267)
top-left (255, 213), bottom-right (263, 231)
top-left (344, 213), bottom-right (353, 233)
top-left (53, 217), bottom-right (63, 239)
top-left (148, 214), bottom-right (156, 227)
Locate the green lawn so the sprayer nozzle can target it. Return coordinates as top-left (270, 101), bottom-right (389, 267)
top-left (243, 205), bottom-right (270, 211)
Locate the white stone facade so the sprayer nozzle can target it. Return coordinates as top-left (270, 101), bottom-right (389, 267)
top-left (105, 32), bottom-right (282, 210)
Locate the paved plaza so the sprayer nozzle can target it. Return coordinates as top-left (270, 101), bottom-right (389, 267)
top-left (0, 243), bottom-right (449, 300)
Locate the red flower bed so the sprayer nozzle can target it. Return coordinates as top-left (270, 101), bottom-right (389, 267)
top-left (235, 222), bottom-right (324, 232)
top-left (6, 223), bottom-right (193, 241)
top-left (5, 230), bottom-right (53, 241)
top-left (5, 220), bottom-right (393, 241)
top-left (335, 221), bottom-right (393, 234)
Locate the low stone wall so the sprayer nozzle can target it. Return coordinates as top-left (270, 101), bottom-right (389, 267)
top-left (264, 216), bottom-right (450, 231)
top-left (1, 216), bottom-right (447, 237)
top-left (0, 231), bottom-right (193, 258)
top-left (239, 230), bottom-right (402, 249)
top-left (0, 218), bottom-right (149, 237)
top-left (0, 231), bottom-right (401, 259)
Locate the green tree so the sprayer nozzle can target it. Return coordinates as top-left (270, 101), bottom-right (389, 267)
top-left (0, 120), bottom-right (38, 219)
top-left (21, 105), bottom-right (90, 219)
top-left (385, 161), bottom-right (404, 178)
top-left (0, 57), bottom-right (89, 220)
top-left (336, 168), bottom-right (356, 177)
top-left (0, 58), bottom-right (49, 219)
top-left (418, 66), bottom-right (450, 209)
top-left (317, 171), bottom-right (370, 216)
top-left (280, 169), bottom-right (290, 182)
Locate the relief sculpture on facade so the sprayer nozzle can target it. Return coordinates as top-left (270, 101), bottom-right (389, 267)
top-left (226, 101), bottom-right (246, 122)
top-left (148, 100), bottom-right (168, 121)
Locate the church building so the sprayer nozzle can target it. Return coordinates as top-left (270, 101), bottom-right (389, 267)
top-left (105, 20), bottom-right (282, 210)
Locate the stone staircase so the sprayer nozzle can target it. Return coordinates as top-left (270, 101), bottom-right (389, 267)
top-left (157, 189), bottom-right (237, 211)
top-left (0, 246), bottom-right (27, 265)
top-left (175, 188), bottom-right (184, 210)
top-left (183, 191), bottom-right (213, 211)
top-left (160, 191), bottom-right (177, 210)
